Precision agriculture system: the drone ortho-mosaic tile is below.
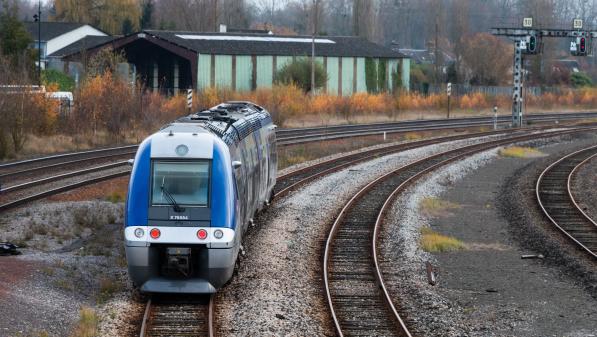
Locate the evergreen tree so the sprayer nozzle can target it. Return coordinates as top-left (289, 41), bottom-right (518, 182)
top-left (0, 0), bottom-right (32, 57)
top-left (122, 17), bottom-right (134, 35)
top-left (140, 0), bottom-right (153, 29)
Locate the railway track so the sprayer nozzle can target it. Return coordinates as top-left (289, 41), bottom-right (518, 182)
top-left (0, 126), bottom-right (522, 212)
top-left (536, 145), bottom-right (597, 258)
top-left (274, 128), bottom-right (521, 197)
top-left (323, 128), bottom-right (593, 337)
top-left (2, 111), bottom-right (595, 175)
top-left (0, 120), bottom-right (591, 213)
top-left (276, 112), bottom-right (597, 144)
top-left (139, 295), bottom-right (214, 337)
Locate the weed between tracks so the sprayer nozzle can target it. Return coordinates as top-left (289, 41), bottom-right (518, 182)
top-left (499, 146), bottom-right (546, 158)
top-left (420, 228), bottom-right (467, 253)
top-left (70, 307), bottom-right (99, 337)
top-left (419, 197), bottom-right (461, 218)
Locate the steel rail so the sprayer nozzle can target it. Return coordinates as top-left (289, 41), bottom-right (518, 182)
top-left (1, 127), bottom-right (515, 212)
top-left (0, 171), bottom-right (130, 212)
top-left (0, 145), bottom-right (137, 170)
top-left (274, 126), bottom-right (558, 198)
top-left (536, 145), bottom-right (597, 258)
top-left (2, 111), bottom-right (596, 172)
top-left (323, 127), bottom-right (593, 337)
top-left (0, 161), bottom-right (128, 194)
top-left (568, 150), bottom-right (597, 226)
top-left (139, 295), bottom-right (214, 337)
top-left (0, 151), bottom-right (136, 180)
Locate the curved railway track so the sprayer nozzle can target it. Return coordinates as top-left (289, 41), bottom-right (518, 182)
top-left (2, 111), bottom-right (595, 174)
top-left (323, 128), bottom-right (593, 337)
top-left (0, 120), bottom-right (592, 213)
top-left (536, 145), bottom-right (597, 258)
top-left (0, 127), bottom-right (523, 212)
top-left (274, 127), bottom-right (527, 198)
top-left (139, 295), bottom-right (214, 337)
top-left (276, 112), bottom-right (597, 144)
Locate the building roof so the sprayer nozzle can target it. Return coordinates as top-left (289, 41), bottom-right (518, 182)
top-left (24, 22), bottom-right (87, 41)
top-left (64, 30), bottom-right (407, 59)
top-left (49, 35), bottom-right (116, 57)
top-left (397, 48), bottom-right (454, 64)
top-left (227, 28), bottom-right (273, 35)
top-left (553, 59), bottom-right (581, 73)
top-left (146, 30), bottom-right (406, 58)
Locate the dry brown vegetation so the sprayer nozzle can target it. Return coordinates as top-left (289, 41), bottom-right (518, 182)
top-left (4, 52), bottom-right (597, 160)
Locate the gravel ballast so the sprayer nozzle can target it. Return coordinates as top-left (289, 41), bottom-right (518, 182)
top-left (572, 153), bottom-right (597, 223)
top-left (213, 131), bottom-right (559, 336)
top-left (0, 200), bottom-right (129, 337)
top-left (379, 131), bottom-right (597, 337)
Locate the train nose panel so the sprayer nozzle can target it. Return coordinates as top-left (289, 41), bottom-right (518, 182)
top-left (141, 277), bottom-right (217, 294)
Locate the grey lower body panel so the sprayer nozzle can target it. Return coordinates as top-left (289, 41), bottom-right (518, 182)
top-left (141, 277), bottom-right (217, 293)
top-left (125, 244), bottom-right (237, 294)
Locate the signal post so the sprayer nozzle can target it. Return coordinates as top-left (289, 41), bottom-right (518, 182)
top-left (492, 19), bottom-right (596, 127)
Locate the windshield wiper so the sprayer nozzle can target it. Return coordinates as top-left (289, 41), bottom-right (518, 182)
top-left (161, 182), bottom-right (185, 213)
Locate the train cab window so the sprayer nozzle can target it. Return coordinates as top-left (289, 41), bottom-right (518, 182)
top-left (151, 161), bottom-right (210, 206)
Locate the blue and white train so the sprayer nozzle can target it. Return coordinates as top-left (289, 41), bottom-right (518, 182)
top-left (124, 102), bottom-right (277, 293)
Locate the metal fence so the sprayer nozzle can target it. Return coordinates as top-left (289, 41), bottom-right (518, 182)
top-left (412, 83), bottom-right (568, 97)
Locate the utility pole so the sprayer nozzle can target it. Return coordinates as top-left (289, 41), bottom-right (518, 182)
top-left (446, 82), bottom-right (451, 119)
top-left (33, 1), bottom-right (41, 85)
top-left (311, 0), bottom-right (318, 94)
top-left (213, 0), bottom-right (218, 32)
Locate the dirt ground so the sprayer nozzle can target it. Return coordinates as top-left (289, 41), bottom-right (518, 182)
top-left (425, 132), bottom-right (597, 336)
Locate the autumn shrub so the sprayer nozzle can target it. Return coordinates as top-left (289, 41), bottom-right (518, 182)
top-left (274, 58), bottom-right (327, 92)
top-left (74, 72), bottom-right (141, 141)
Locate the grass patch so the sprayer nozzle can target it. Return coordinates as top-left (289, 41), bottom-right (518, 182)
top-left (403, 132), bottom-right (422, 141)
top-left (420, 227), bottom-right (467, 252)
top-left (499, 146), bottom-right (545, 158)
top-left (420, 197), bottom-right (460, 218)
top-left (106, 191), bottom-right (125, 203)
top-left (70, 306), bottom-right (99, 337)
top-left (54, 279), bottom-right (75, 291)
top-left (97, 277), bottom-right (122, 304)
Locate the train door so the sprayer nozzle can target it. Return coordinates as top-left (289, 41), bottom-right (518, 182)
top-left (234, 144), bottom-right (247, 231)
top-left (240, 141), bottom-right (252, 227)
top-left (244, 134), bottom-right (259, 217)
top-left (253, 129), bottom-right (267, 208)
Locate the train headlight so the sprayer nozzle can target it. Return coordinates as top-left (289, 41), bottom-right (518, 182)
top-left (149, 228), bottom-right (161, 239)
top-left (214, 229), bottom-right (224, 239)
top-left (134, 228), bottom-right (145, 238)
top-left (197, 229), bottom-right (208, 240)
top-left (175, 144), bottom-right (189, 156)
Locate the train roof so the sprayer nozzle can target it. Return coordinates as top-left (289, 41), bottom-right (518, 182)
top-left (160, 101), bottom-right (273, 146)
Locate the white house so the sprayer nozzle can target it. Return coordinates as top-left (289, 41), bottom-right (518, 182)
top-left (24, 22), bottom-right (108, 69)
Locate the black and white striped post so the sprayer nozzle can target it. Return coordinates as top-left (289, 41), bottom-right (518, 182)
top-left (187, 89), bottom-right (193, 112)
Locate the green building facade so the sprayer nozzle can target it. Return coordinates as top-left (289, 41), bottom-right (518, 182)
top-left (196, 54), bottom-right (410, 95)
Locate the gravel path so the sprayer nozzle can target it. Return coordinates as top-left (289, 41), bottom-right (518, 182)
top-left (378, 131), bottom-right (597, 337)
top-left (572, 153), bottom-right (597, 223)
top-left (214, 131), bottom-right (538, 336)
top-left (0, 200), bottom-right (129, 337)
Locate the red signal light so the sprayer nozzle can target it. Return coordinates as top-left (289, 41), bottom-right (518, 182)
top-left (580, 37), bottom-right (586, 53)
top-left (150, 228), bottom-right (161, 239)
top-left (197, 229), bottom-right (208, 240)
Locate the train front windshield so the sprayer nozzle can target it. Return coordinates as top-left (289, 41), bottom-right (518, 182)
top-left (151, 161), bottom-right (210, 206)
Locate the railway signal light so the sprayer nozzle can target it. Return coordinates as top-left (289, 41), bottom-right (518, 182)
top-left (529, 35), bottom-right (537, 53)
top-left (524, 34), bottom-right (540, 54)
top-left (573, 36), bottom-right (590, 56)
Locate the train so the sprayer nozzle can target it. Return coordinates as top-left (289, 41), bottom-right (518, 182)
top-left (124, 101), bottom-right (277, 293)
